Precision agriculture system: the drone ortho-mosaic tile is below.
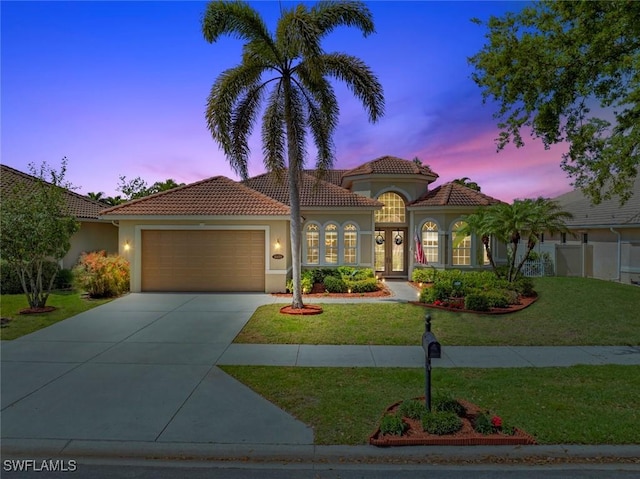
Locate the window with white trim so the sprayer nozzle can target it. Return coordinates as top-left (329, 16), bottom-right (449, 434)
top-left (343, 223), bottom-right (358, 264)
top-left (452, 221), bottom-right (471, 266)
top-left (305, 223), bottom-right (319, 264)
top-left (325, 224), bottom-right (338, 264)
top-left (421, 221), bottom-right (439, 263)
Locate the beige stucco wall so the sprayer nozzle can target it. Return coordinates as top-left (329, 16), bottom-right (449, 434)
top-left (349, 178), bottom-right (430, 203)
top-left (62, 220), bottom-right (118, 269)
top-left (116, 218), bottom-right (289, 293)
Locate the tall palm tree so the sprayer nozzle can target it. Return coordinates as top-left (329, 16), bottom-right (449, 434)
top-left (202, 0), bottom-right (384, 308)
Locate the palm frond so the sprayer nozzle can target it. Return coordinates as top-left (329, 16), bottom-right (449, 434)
top-left (275, 4), bottom-right (322, 63)
top-left (320, 52), bottom-right (384, 122)
top-left (262, 82), bottom-right (287, 173)
top-left (202, 0), bottom-right (277, 55)
top-left (311, 1), bottom-right (375, 38)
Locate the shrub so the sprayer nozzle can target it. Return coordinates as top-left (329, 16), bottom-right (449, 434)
top-left (323, 275), bottom-right (348, 293)
top-left (421, 411), bottom-right (462, 435)
top-left (397, 399), bottom-right (426, 420)
top-left (379, 414), bottom-right (406, 436)
top-left (55, 268), bottom-right (74, 289)
top-left (473, 413), bottom-right (494, 435)
top-left (432, 394), bottom-right (465, 416)
top-left (514, 276), bottom-right (536, 297)
top-left (0, 259), bottom-right (61, 294)
top-left (73, 251), bottom-right (129, 298)
top-left (287, 271), bottom-right (314, 293)
top-left (464, 293), bottom-right (490, 311)
top-left (484, 290), bottom-right (510, 308)
top-left (412, 267), bottom-right (437, 283)
top-left (345, 278), bottom-right (378, 293)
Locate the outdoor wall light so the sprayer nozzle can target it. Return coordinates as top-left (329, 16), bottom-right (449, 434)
top-left (124, 241), bottom-right (130, 251)
top-left (275, 238), bottom-right (281, 250)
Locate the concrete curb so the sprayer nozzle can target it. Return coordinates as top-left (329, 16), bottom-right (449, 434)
top-left (2, 439), bottom-right (639, 464)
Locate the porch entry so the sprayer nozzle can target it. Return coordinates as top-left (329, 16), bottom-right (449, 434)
top-left (374, 227), bottom-right (408, 277)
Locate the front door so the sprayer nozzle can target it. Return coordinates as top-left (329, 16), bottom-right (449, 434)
top-left (374, 228), bottom-right (408, 277)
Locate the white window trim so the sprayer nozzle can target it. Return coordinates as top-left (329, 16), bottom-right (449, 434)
top-left (342, 221), bottom-right (360, 265)
top-left (450, 219), bottom-right (473, 267)
top-left (420, 219), bottom-right (441, 266)
top-left (302, 221), bottom-right (361, 266)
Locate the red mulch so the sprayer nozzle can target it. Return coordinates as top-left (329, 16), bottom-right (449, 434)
top-left (279, 304), bottom-right (324, 315)
top-left (370, 398), bottom-right (537, 447)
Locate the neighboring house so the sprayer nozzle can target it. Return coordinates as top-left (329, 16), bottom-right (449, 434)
top-left (0, 164), bottom-right (118, 269)
top-left (101, 156), bottom-right (504, 293)
top-left (540, 178), bottom-right (640, 284)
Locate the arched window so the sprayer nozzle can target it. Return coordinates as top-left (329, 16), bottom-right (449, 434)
top-left (452, 221), bottom-right (471, 266)
top-left (305, 223), bottom-right (319, 265)
top-left (421, 221), bottom-right (439, 263)
top-left (375, 192), bottom-right (405, 223)
top-left (343, 223), bottom-right (358, 264)
top-left (324, 223), bottom-right (338, 264)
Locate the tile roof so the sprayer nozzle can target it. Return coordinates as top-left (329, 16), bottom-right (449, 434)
top-left (1, 164), bottom-right (107, 220)
top-left (410, 182), bottom-right (503, 207)
top-left (553, 179), bottom-right (640, 227)
top-left (100, 176), bottom-right (290, 217)
top-left (244, 170), bottom-right (382, 208)
top-left (342, 155), bottom-right (439, 179)
top-left (304, 169), bottom-right (348, 186)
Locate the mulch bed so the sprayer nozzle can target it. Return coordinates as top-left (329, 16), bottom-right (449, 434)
top-left (370, 398), bottom-right (537, 447)
top-left (19, 306), bottom-right (57, 314)
top-left (273, 283), bottom-right (391, 299)
top-left (279, 304), bottom-right (324, 315)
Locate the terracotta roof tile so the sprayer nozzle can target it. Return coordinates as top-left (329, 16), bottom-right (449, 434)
top-left (101, 176), bottom-right (290, 217)
top-left (410, 182), bottom-right (503, 207)
top-left (342, 156), bottom-right (439, 179)
top-left (244, 170), bottom-right (382, 208)
top-left (1, 164), bottom-right (107, 220)
top-left (304, 169), bottom-right (348, 186)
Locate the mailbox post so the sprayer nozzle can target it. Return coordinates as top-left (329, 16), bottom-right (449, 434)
top-left (421, 314), bottom-right (441, 412)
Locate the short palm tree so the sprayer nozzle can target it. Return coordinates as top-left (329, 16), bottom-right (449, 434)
top-left (202, 0), bottom-right (384, 308)
top-left (461, 198), bottom-right (572, 281)
top-left (454, 208), bottom-right (497, 274)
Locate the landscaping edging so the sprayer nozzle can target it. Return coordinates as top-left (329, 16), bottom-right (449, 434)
top-left (369, 398), bottom-right (537, 447)
top-left (409, 295), bottom-right (538, 315)
top-left (279, 304), bottom-right (324, 315)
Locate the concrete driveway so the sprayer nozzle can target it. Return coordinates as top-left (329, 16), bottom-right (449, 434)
top-left (1, 293), bottom-right (313, 447)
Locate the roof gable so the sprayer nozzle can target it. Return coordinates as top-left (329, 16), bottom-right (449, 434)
top-left (100, 176), bottom-right (290, 217)
top-left (244, 170), bottom-right (382, 208)
top-left (410, 182), bottom-right (503, 207)
top-left (0, 164), bottom-right (107, 220)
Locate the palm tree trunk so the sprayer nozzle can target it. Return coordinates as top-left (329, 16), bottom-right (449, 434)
top-left (288, 168), bottom-right (304, 309)
top-left (284, 77), bottom-right (304, 310)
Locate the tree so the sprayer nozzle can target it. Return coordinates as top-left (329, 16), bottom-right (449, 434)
top-left (459, 198), bottom-right (572, 281)
top-left (202, 0), bottom-right (384, 309)
top-left (454, 208), bottom-right (496, 273)
top-left (87, 191), bottom-right (106, 202)
top-left (0, 159), bottom-right (80, 308)
top-left (116, 176), bottom-right (185, 201)
top-left (469, 0), bottom-right (640, 204)
top-left (453, 177), bottom-right (481, 191)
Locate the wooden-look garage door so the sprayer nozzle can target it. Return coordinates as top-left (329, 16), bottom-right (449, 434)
top-left (141, 230), bottom-right (265, 292)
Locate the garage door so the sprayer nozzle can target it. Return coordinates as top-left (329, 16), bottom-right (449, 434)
top-left (141, 230), bottom-right (265, 292)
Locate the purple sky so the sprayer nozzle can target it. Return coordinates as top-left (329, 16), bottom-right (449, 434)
top-left (1, 1), bottom-right (574, 202)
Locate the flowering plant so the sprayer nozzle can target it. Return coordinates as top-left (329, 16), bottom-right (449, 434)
top-left (491, 416), bottom-right (502, 428)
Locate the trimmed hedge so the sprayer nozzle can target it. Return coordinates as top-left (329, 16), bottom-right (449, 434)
top-left (323, 276), bottom-right (348, 293)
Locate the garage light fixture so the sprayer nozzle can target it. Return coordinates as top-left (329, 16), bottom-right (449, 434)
top-left (124, 240), bottom-right (130, 251)
top-left (275, 238), bottom-right (281, 250)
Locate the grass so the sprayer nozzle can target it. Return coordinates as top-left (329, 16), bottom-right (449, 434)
top-left (236, 277), bottom-right (640, 346)
top-left (221, 365), bottom-right (640, 445)
top-left (0, 291), bottom-right (112, 340)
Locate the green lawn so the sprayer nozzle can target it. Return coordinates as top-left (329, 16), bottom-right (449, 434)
top-left (236, 277), bottom-right (640, 345)
top-left (222, 365), bottom-right (640, 445)
top-left (0, 291), bottom-right (112, 340)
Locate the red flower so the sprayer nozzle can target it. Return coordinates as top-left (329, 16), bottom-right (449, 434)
top-left (491, 416), bottom-right (502, 427)
top-left (434, 300), bottom-right (442, 305)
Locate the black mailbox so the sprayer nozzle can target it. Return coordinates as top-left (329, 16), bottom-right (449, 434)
top-left (422, 332), bottom-right (441, 359)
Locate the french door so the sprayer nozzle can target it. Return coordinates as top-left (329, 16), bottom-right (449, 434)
top-left (374, 227), bottom-right (408, 277)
